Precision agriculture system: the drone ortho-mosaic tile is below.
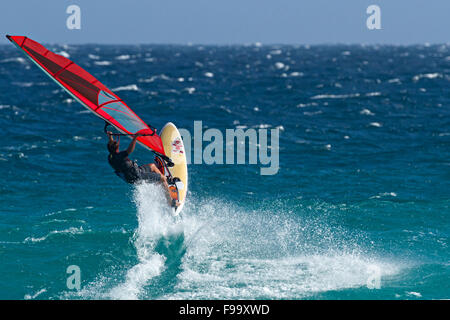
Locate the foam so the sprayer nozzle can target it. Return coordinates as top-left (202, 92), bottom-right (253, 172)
top-left (94, 61), bottom-right (112, 66)
top-left (112, 84), bottom-right (139, 92)
top-left (24, 226), bottom-right (85, 243)
top-left (360, 109), bottom-right (375, 116)
top-left (107, 183), bottom-right (181, 299)
top-left (75, 186), bottom-right (403, 299)
top-left (165, 255), bottom-right (399, 299)
top-left (24, 288), bottom-right (47, 300)
top-left (159, 198), bottom-right (402, 299)
top-left (115, 55), bottom-right (130, 60)
top-left (412, 73), bottom-right (442, 81)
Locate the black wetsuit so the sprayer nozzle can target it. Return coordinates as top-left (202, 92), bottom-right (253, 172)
top-left (108, 151), bottom-right (161, 184)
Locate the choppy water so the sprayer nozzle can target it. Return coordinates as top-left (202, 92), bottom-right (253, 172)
top-left (0, 43), bottom-right (449, 299)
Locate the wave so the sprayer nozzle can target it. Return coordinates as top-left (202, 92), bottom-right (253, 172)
top-left (274, 62), bottom-right (285, 69)
top-left (24, 226), bottom-right (85, 243)
top-left (115, 55), bottom-right (130, 60)
top-left (72, 183), bottom-right (180, 299)
top-left (162, 198), bottom-right (401, 299)
top-left (184, 87), bottom-right (196, 94)
top-left (166, 254), bottom-right (398, 299)
top-left (57, 51), bottom-right (70, 58)
top-left (70, 184), bottom-right (403, 300)
top-left (112, 84), bottom-right (139, 92)
top-left (360, 108), bottom-right (375, 116)
top-left (139, 74), bottom-right (171, 82)
top-left (12, 82), bottom-right (34, 87)
top-left (94, 61), bottom-right (112, 66)
top-left (311, 92), bottom-right (381, 100)
top-left (107, 183), bottom-right (180, 299)
top-left (0, 57), bottom-right (27, 64)
top-left (297, 102), bottom-right (318, 108)
top-left (412, 73), bottom-right (442, 82)
top-left (24, 288), bottom-right (47, 300)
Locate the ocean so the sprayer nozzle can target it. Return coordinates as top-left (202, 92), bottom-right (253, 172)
top-left (0, 43), bottom-right (448, 299)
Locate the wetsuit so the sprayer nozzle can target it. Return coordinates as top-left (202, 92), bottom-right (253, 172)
top-left (108, 151), bottom-right (161, 184)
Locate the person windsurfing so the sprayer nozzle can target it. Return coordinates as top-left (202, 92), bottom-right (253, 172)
top-left (106, 131), bottom-right (180, 207)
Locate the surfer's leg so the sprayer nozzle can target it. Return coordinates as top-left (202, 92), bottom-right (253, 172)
top-left (158, 175), bottom-right (180, 207)
top-left (147, 163), bottom-right (163, 176)
top-left (159, 175), bottom-right (179, 204)
top-left (140, 164), bottom-right (179, 207)
top-left (147, 164), bottom-right (171, 189)
top-left (138, 164), bottom-right (161, 182)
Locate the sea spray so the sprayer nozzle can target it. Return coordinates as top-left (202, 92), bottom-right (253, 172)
top-left (61, 194), bottom-right (402, 300)
top-left (161, 198), bottom-right (402, 299)
top-left (108, 183), bottom-right (182, 299)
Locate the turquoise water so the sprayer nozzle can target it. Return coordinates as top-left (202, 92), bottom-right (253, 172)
top-left (0, 44), bottom-right (449, 299)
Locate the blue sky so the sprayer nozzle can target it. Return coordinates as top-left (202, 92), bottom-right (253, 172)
top-left (1, 0), bottom-right (449, 44)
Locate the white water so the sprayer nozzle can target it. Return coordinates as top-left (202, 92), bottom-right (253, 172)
top-left (162, 200), bottom-right (401, 299)
top-left (108, 183), bottom-right (181, 299)
top-left (76, 184), bottom-right (402, 299)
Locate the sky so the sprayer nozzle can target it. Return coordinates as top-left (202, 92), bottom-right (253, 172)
top-left (0, 0), bottom-right (449, 45)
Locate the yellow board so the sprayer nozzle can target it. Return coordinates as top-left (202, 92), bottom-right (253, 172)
top-left (160, 122), bottom-right (188, 215)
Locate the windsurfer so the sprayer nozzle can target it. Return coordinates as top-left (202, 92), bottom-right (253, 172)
top-left (107, 131), bottom-right (180, 207)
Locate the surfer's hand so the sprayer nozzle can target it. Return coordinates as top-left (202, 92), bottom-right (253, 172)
top-left (107, 131), bottom-right (114, 143)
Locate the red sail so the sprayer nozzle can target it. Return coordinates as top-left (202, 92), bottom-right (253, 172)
top-left (6, 35), bottom-right (166, 156)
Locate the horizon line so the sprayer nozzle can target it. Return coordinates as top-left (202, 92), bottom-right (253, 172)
top-left (1, 41), bottom-right (449, 47)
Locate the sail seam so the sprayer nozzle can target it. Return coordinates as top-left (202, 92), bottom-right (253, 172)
top-left (96, 99), bottom-right (123, 110)
top-left (54, 61), bottom-right (74, 78)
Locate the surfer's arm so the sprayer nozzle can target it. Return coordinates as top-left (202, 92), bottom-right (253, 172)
top-left (126, 135), bottom-right (138, 154)
top-left (148, 164), bottom-right (179, 207)
top-left (107, 131), bottom-right (114, 143)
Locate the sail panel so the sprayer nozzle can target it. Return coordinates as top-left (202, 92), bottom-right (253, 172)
top-left (6, 35), bottom-right (165, 155)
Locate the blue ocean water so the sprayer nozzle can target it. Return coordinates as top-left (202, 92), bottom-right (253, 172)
top-left (0, 43), bottom-right (449, 300)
